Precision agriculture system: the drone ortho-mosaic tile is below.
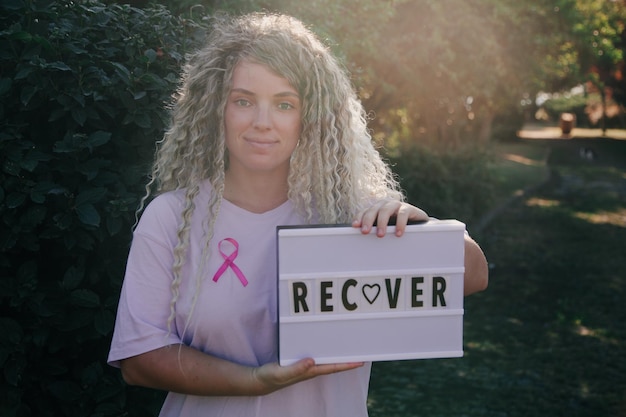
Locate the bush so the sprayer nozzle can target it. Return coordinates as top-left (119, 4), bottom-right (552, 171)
top-left (388, 144), bottom-right (496, 229)
top-left (0, 1), bottom-right (206, 415)
top-left (491, 105), bottom-right (525, 142)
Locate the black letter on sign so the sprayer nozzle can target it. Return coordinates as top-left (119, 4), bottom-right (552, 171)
top-left (385, 278), bottom-right (402, 309)
top-left (321, 281), bottom-right (333, 312)
top-left (292, 282), bottom-right (309, 313)
top-left (432, 276), bottom-right (447, 307)
top-left (411, 277), bottom-right (424, 307)
top-left (342, 279), bottom-right (357, 311)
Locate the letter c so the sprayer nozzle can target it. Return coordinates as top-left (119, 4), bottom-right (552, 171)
top-left (342, 279), bottom-right (358, 311)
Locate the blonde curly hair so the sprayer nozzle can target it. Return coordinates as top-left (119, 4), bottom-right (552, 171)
top-left (142, 12), bottom-right (404, 332)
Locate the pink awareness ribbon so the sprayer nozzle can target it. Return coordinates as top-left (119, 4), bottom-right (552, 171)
top-left (213, 238), bottom-right (248, 287)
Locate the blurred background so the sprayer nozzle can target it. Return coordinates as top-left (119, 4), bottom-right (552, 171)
top-left (1, 1), bottom-right (625, 416)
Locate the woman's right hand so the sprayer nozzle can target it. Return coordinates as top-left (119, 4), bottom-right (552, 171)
top-left (120, 344), bottom-right (363, 397)
top-left (252, 359), bottom-right (364, 394)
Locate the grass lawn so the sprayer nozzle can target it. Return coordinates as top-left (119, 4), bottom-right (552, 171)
top-left (367, 137), bottom-right (626, 417)
top-left (487, 141), bottom-right (550, 207)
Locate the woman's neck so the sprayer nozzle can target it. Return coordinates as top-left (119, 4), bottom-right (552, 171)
top-left (223, 170), bottom-right (289, 214)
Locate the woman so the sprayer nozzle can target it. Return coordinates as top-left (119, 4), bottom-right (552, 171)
top-left (108, 12), bottom-right (488, 416)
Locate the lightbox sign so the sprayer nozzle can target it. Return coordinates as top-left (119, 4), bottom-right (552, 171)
top-left (277, 220), bottom-right (465, 366)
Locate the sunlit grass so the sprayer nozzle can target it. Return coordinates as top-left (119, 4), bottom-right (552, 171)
top-left (573, 208), bottom-right (626, 227)
top-left (526, 197), bottom-right (560, 207)
top-left (488, 141), bottom-right (550, 205)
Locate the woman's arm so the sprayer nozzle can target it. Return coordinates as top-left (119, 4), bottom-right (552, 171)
top-left (353, 200), bottom-right (488, 296)
top-left (120, 345), bottom-right (363, 396)
top-left (463, 233), bottom-right (488, 295)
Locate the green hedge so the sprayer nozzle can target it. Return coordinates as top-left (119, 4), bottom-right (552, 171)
top-left (0, 2), bottom-right (496, 416)
top-left (389, 144), bottom-right (496, 229)
top-left (0, 1), bottom-right (205, 415)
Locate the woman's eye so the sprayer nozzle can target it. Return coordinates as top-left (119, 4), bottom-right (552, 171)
top-left (235, 99), bottom-right (251, 107)
top-left (278, 102), bottom-right (295, 110)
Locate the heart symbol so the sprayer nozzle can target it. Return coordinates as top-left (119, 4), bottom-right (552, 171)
top-left (362, 284), bottom-right (381, 305)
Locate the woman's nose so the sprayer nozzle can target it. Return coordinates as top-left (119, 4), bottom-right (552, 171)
top-left (253, 104), bottom-right (271, 130)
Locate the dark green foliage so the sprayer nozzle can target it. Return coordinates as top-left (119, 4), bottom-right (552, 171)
top-left (0, 1), bottom-right (205, 415)
top-left (0, 1), bottom-right (500, 415)
top-left (389, 145), bottom-right (496, 228)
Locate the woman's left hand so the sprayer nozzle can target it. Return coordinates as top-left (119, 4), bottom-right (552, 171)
top-left (352, 200), bottom-right (428, 237)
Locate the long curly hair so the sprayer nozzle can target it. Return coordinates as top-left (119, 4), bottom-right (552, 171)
top-left (142, 12), bottom-right (404, 333)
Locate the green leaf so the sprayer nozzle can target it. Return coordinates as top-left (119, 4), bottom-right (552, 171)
top-left (0, 318), bottom-right (23, 346)
top-left (20, 206), bottom-right (46, 229)
top-left (53, 132), bottom-right (84, 153)
top-left (0, 78), bottom-right (12, 96)
top-left (10, 31), bottom-right (32, 42)
top-left (71, 107), bottom-right (87, 126)
top-left (94, 310), bottom-right (114, 336)
top-left (76, 203), bottom-right (100, 226)
top-left (45, 61), bottom-right (71, 71)
top-left (87, 131), bottom-right (112, 149)
top-left (75, 187), bottom-right (107, 206)
top-left (17, 260), bottom-right (37, 284)
top-left (3, 158), bottom-right (20, 176)
top-left (30, 181), bottom-right (65, 204)
top-left (1, 0), bottom-right (24, 10)
top-left (109, 61), bottom-right (131, 85)
top-left (81, 361), bottom-right (103, 386)
top-left (133, 112), bottom-right (151, 128)
top-left (21, 149), bottom-right (52, 172)
top-left (133, 90), bottom-right (147, 100)
top-left (5, 192), bottom-right (26, 208)
top-left (48, 380), bottom-right (82, 401)
top-left (106, 215), bottom-right (122, 235)
top-left (70, 289), bottom-right (100, 308)
top-left (61, 265), bottom-right (84, 291)
top-left (48, 108), bottom-right (67, 122)
top-left (3, 356), bottom-right (23, 386)
top-left (53, 212), bottom-right (73, 230)
top-left (20, 85), bottom-right (37, 106)
top-left (14, 65), bottom-right (34, 80)
top-left (144, 48), bottom-right (157, 63)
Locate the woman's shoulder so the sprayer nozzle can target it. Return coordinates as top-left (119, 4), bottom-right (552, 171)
top-left (142, 189), bottom-right (186, 218)
top-left (137, 182), bottom-right (213, 234)
top-left (143, 181), bottom-right (213, 217)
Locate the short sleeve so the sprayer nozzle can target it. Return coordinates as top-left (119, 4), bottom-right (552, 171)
top-left (107, 194), bottom-right (185, 367)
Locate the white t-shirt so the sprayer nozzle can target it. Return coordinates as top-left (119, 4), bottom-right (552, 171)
top-left (108, 181), bottom-right (371, 416)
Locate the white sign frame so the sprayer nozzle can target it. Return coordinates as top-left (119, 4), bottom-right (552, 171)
top-left (277, 220), bottom-right (466, 366)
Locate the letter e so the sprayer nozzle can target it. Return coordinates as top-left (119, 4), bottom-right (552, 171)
top-left (321, 281), bottom-right (333, 312)
top-left (411, 277), bottom-right (424, 307)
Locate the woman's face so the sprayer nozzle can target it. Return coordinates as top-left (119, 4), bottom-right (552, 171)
top-left (224, 60), bottom-right (302, 179)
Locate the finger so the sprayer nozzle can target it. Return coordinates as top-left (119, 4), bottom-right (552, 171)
top-left (373, 201), bottom-right (403, 237)
top-left (407, 205), bottom-right (429, 222)
top-left (353, 202), bottom-right (385, 234)
top-left (255, 359), bottom-right (314, 389)
top-left (393, 204), bottom-right (411, 237)
top-left (307, 361), bottom-right (365, 378)
top-left (278, 358), bottom-right (315, 383)
top-left (395, 204), bottom-right (429, 236)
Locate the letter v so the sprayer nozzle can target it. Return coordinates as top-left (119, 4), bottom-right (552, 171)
top-left (385, 278), bottom-right (402, 309)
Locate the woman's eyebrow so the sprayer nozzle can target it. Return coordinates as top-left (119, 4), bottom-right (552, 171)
top-left (230, 88), bottom-right (299, 98)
